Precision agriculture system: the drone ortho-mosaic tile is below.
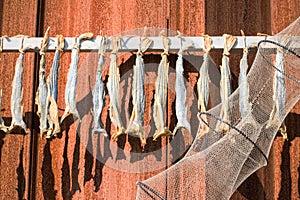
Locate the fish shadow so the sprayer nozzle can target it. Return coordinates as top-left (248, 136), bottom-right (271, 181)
top-left (42, 140), bottom-right (57, 200)
top-left (16, 146), bottom-right (26, 200)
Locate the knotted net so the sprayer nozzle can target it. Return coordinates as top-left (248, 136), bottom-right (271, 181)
top-left (136, 17), bottom-right (300, 200)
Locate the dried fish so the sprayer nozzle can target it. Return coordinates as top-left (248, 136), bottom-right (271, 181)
top-left (46, 35), bottom-right (64, 138)
top-left (173, 40), bottom-right (191, 136)
top-left (61, 33), bottom-right (93, 123)
top-left (238, 38), bottom-right (250, 118)
top-left (267, 47), bottom-right (286, 133)
top-left (35, 27), bottom-right (50, 137)
top-left (92, 36), bottom-right (108, 137)
top-left (0, 89), bottom-right (8, 132)
top-left (126, 37), bottom-right (152, 146)
top-left (153, 34), bottom-right (172, 140)
top-left (197, 35), bottom-right (212, 137)
top-left (108, 36), bottom-right (126, 140)
top-left (216, 34), bottom-right (236, 133)
top-left (9, 38), bottom-right (28, 133)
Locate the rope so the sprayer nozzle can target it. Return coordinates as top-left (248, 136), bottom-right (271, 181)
top-left (19, 37), bottom-right (25, 54)
top-left (56, 35), bottom-right (64, 52)
top-left (97, 35), bottom-right (107, 55)
top-left (203, 34), bottom-right (212, 53)
top-left (241, 30), bottom-right (248, 54)
top-left (73, 32), bottom-right (94, 50)
top-left (160, 31), bottom-right (170, 56)
top-left (111, 36), bottom-right (120, 54)
top-left (223, 34), bottom-right (236, 56)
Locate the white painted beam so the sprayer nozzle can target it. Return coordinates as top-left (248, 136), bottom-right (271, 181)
top-left (0, 36), bottom-right (298, 52)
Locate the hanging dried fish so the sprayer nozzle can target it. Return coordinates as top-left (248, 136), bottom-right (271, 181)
top-left (216, 34), bottom-right (236, 134)
top-left (108, 36), bottom-right (126, 140)
top-left (92, 36), bottom-right (108, 137)
top-left (46, 35), bottom-right (64, 138)
top-left (9, 37), bottom-right (28, 133)
top-left (173, 33), bottom-right (191, 136)
top-left (35, 27), bottom-right (50, 137)
top-left (239, 30), bottom-right (250, 118)
top-left (153, 33), bottom-right (172, 140)
top-left (126, 36), bottom-right (152, 146)
top-left (0, 89), bottom-right (8, 132)
top-left (197, 35), bottom-right (212, 138)
top-left (267, 46), bottom-right (287, 139)
top-left (61, 33), bottom-right (93, 123)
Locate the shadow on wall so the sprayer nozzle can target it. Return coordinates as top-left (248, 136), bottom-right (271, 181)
top-left (278, 112), bottom-right (300, 200)
top-left (234, 112), bottom-right (300, 200)
top-left (115, 53), bottom-right (201, 163)
top-left (236, 172), bottom-right (266, 200)
top-left (83, 119), bottom-right (112, 192)
top-left (0, 130), bottom-right (5, 163)
top-left (60, 115), bottom-right (74, 200)
top-left (42, 140), bottom-right (57, 200)
top-left (16, 145), bottom-right (25, 200)
top-left (60, 116), bottom-right (82, 200)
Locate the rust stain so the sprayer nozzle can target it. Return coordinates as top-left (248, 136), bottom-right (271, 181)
top-left (0, 0), bottom-right (37, 199)
top-left (0, 0), bottom-right (299, 200)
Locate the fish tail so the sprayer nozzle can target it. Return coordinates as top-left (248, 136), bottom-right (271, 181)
top-left (60, 106), bottom-right (70, 123)
top-left (92, 128), bottom-right (108, 137)
top-left (153, 127), bottom-right (172, 141)
top-left (172, 120), bottom-right (191, 136)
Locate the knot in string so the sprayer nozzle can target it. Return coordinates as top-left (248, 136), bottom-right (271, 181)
top-left (111, 36), bottom-right (120, 54)
top-left (73, 32), bottom-right (94, 51)
top-left (137, 36), bottom-right (152, 56)
top-left (98, 35), bottom-right (107, 56)
top-left (203, 34), bottom-right (212, 53)
top-left (19, 37), bottom-right (25, 54)
top-left (73, 37), bottom-right (79, 50)
top-left (56, 35), bottom-right (64, 52)
top-left (223, 34), bottom-right (237, 56)
top-left (160, 31), bottom-right (169, 56)
top-left (241, 30), bottom-right (248, 54)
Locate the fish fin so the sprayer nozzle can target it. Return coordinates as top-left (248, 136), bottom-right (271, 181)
top-left (92, 128), bottom-right (108, 137)
top-left (153, 127), bottom-right (172, 141)
top-left (126, 124), bottom-right (146, 147)
top-left (172, 122), bottom-right (191, 137)
top-left (60, 106), bottom-right (70, 123)
top-left (60, 106), bottom-right (80, 123)
top-left (111, 127), bottom-right (126, 141)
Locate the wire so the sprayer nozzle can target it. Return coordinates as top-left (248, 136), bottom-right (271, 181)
top-left (198, 112), bottom-right (269, 164)
top-left (136, 181), bottom-right (167, 200)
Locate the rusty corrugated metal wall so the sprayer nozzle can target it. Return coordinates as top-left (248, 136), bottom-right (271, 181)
top-left (0, 0), bottom-right (299, 199)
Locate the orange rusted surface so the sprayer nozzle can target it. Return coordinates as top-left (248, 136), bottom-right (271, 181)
top-left (269, 1), bottom-right (300, 199)
top-left (0, 0), bottom-right (299, 200)
top-left (0, 0), bottom-right (37, 199)
top-left (34, 1), bottom-right (205, 200)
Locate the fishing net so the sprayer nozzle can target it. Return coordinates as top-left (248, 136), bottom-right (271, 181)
top-left (136, 17), bottom-right (300, 199)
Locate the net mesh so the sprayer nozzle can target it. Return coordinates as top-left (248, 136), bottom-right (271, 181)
top-left (136, 17), bottom-right (300, 199)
